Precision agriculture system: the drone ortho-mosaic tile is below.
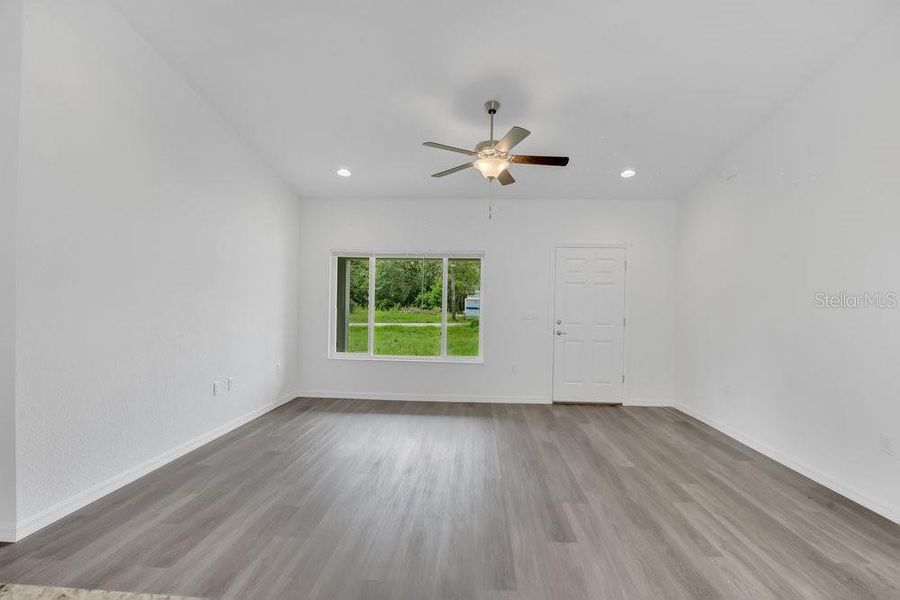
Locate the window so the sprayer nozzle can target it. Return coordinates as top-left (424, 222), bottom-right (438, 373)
top-left (334, 257), bottom-right (370, 353)
top-left (447, 258), bottom-right (481, 357)
top-left (332, 253), bottom-right (482, 361)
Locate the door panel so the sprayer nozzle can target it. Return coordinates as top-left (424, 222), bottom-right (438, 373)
top-left (592, 340), bottom-right (614, 384)
top-left (563, 340), bottom-right (585, 384)
top-left (553, 246), bottom-right (626, 403)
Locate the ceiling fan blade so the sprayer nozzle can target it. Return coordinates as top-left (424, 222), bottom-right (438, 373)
top-left (431, 162), bottom-right (473, 178)
top-left (423, 142), bottom-right (477, 156)
top-left (494, 126), bottom-right (530, 153)
top-left (511, 155), bottom-right (569, 166)
top-left (497, 170), bottom-right (515, 186)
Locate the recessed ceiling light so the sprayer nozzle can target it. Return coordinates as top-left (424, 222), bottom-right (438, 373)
top-left (620, 169), bottom-right (637, 178)
top-left (336, 168), bottom-right (351, 177)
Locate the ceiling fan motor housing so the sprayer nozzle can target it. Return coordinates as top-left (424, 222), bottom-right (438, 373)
top-left (476, 140), bottom-right (501, 155)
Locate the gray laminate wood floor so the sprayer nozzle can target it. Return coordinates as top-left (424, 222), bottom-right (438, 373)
top-left (1, 398), bottom-right (898, 599)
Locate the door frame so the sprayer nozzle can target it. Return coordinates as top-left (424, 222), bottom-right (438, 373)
top-left (550, 242), bottom-right (629, 404)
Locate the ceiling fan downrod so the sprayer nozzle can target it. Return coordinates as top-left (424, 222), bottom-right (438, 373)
top-left (485, 100), bottom-right (500, 142)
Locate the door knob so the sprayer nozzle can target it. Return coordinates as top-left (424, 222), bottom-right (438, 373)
top-left (555, 330), bottom-right (567, 336)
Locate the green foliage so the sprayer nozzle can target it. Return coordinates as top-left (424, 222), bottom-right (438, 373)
top-left (373, 308), bottom-right (441, 323)
top-left (448, 259), bottom-right (481, 317)
top-left (374, 326), bottom-right (441, 356)
top-left (346, 321), bottom-right (479, 357)
top-left (348, 326), bottom-right (369, 352)
top-left (348, 257), bottom-right (481, 314)
top-left (374, 258), bottom-right (443, 310)
top-left (447, 320), bottom-right (479, 356)
top-left (349, 307), bottom-right (441, 323)
top-left (414, 276), bottom-right (443, 310)
top-left (348, 305), bottom-right (368, 323)
top-left (348, 258), bottom-right (370, 309)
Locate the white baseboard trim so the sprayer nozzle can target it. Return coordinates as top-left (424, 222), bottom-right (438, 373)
top-left (13, 391), bottom-right (300, 542)
top-left (624, 398), bottom-right (673, 407)
top-left (296, 390), bottom-right (550, 404)
top-left (674, 403), bottom-right (899, 525)
top-left (0, 522), bottom-right (16, 543)
top-left (298, 393), bottom-right (673, 407)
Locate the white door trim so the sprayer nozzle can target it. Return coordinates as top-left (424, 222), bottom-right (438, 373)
top-left (550, 243), bottom-right (629, 404)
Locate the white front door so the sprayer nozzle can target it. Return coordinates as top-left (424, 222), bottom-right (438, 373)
top-left (552, 246), bottom-right (626, 404)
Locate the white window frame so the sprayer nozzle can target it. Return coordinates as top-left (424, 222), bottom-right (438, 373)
top-left (328, 250), bottom-right (485, 363)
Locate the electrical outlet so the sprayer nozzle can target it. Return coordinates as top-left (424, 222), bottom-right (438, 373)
top-left (510, 364), bottom-right (519, 375)
top-left (213, 380), bottom-right (221, 396)
top-left (226, 377), bottom-right (234, 392)
top-left (880, 434), bottom-right (894, 456)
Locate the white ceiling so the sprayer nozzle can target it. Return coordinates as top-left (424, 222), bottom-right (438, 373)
top-left (111, 0), bottom-right (894, 200)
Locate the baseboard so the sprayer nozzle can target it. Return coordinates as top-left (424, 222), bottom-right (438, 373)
top-left (299, 392), bottom-right (671, 407)
top-left (0, 522), bottom-right (16, 543)
top-left (296, 390), bottom-right (550, 404)
top-left (624, 398), bottom-right (673, 407)
top-left (13, 391), bottom-right (300, 542)
top-left (674, 403), bottom-right (899, 525)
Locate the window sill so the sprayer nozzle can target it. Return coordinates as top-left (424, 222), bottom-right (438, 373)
top-left (328, 353), bottom-right (484, 364)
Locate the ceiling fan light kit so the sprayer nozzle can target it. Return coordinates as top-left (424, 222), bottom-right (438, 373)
top-left (423, 100), bottom-right (569, 186)
top-left (473, 157), bottom-right (510, 179)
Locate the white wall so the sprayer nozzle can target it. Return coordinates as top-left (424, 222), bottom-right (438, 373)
top-left (14, 0), bottom-right (301, 532)
top-left (676, 12), bottom-right (900, 522)
top-left (298, 197), bottom-right (676, 405)
top-left (0, 0), bottom-right (23, 541)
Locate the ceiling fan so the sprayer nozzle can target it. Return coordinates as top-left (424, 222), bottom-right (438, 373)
top-left (423, 100), bottom-right (569, 186)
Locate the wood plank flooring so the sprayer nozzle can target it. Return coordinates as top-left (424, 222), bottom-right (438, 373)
top-left (1, 398), bottom-right (898, 599)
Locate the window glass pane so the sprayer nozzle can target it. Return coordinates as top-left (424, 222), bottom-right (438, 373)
top-left (374, 258), bottom-right (443, 356)
top-left (447, 258), bottom-right (481, 356)
top-left (335, 257), bottom-right (369, 353)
